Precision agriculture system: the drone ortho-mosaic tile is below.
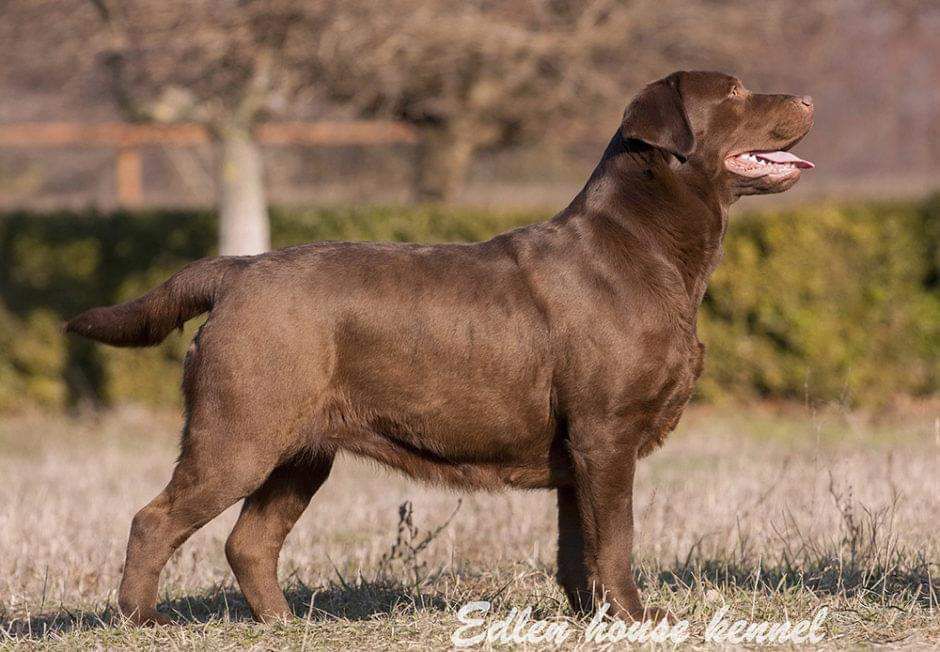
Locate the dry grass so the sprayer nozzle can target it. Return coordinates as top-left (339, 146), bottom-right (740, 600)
top-left (0, 403), bottom-right (937, 649)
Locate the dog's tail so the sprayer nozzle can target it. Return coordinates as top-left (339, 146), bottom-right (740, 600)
top-left (65, 256), bottom-right (248, 347)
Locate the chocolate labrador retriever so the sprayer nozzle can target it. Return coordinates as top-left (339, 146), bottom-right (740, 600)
top-left (67, 70), bottom-right (814, 626)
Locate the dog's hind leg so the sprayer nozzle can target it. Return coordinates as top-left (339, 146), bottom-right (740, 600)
top-left (225, 453), bottom-right (334, 622)
top-left (117, 426), bottom-right (284, 626)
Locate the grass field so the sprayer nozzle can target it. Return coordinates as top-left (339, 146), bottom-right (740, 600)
top-left (0, 403), bottom-right (937, 649)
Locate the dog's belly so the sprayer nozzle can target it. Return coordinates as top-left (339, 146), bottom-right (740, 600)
top-left (325, 391), bottom-right (570, 490)
top-left (336, 425), bottom-right (572, 491)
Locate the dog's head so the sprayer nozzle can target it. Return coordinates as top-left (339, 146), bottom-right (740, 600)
top-left (621, 70), bottom-right (814, 198)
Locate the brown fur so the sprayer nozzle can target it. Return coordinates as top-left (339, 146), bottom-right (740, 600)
top-left (66, 71), bottom-right (814, 625)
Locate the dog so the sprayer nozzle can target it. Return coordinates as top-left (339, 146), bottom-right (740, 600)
top-left (67, 70), bottom-right (814, 626)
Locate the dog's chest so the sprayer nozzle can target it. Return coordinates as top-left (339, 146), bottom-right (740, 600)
top-left (638, 338), bottom-right (705, 457)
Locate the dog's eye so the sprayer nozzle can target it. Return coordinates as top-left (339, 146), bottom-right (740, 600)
top-left (728, 86), bottom-right (739, 99)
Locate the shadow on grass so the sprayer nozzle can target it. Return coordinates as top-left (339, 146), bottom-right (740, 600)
top-left (4, 556), bottom-right (936, 640)
top-left (648, 553), bottom-right (938, 609)
top-left (0, 578), bottom-right (453, 640)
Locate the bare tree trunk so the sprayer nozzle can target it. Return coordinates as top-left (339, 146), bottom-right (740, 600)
top-left (412, 125), bottom-right (478, 204)
top-left (216, 125), bottom-right (270, 255)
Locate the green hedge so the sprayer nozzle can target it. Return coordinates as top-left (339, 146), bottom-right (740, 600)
top-left (0, 200), bottom-right (937, 411)
top-left (699, 198), bottom-right (939, 403)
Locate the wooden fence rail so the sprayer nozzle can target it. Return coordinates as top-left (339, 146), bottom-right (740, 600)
top-left (0, 121), bottom-right (418, 206)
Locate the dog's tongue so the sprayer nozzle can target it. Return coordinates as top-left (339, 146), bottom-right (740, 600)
top-left (759, 150), bottom-right (815, 169)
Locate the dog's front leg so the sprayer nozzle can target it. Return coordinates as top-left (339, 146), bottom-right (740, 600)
top-left (562, 436), bottom-right (668, 623)
top-left (555, 485), bottom-right (594, 613)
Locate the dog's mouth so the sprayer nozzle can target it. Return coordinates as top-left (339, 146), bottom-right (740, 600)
top-left (724, 150), bottom-right (815, 178)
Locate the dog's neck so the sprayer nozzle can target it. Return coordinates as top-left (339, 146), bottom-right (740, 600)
top-left (567, 134), bottom-right (729, 307)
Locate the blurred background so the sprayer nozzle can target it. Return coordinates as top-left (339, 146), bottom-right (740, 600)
top-left (0, 0), bottom-right (937, 411)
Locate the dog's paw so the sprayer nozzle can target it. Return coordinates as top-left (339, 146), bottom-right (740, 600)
top-left (625, 605), bottom-right (675, 625)
top-left (121, 608), bottom-right (172, 627)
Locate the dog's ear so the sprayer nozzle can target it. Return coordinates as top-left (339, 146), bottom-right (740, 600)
top-left (621, 72), bottom-right (694, 163)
